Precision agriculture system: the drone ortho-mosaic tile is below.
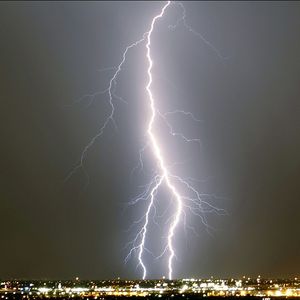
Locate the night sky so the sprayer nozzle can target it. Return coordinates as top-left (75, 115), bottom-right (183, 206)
top-left (0, 1), bottom-right (299, 280)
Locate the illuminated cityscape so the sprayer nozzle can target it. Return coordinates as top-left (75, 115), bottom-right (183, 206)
top-left (1, 277), bottom-right (299, 299)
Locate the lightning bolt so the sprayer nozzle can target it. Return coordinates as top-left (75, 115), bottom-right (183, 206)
top-left (67, 1), bottom-right (226, 280)
top-left (143, 1), bottom-right (182, 280)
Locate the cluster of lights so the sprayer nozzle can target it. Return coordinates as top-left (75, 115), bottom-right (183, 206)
top-left (1, 277), bottom-right (299, 298)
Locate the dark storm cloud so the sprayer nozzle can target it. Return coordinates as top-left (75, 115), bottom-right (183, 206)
top-left (0, 1), bottom-right (299, 279)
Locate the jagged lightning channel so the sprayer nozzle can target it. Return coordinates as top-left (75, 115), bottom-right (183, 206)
top-left (67, 1), bottom-right (226, 280)
top-left (143, 0), bottom-right (183, 280)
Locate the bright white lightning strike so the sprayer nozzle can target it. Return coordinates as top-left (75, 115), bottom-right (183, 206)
top-left (67, 1), bottom-right (226, 280)
top-left (143, 0), bottom-right (182, 280)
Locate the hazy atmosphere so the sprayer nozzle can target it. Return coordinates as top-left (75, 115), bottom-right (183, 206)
top-left (0, 1), bottom-right (299, 280)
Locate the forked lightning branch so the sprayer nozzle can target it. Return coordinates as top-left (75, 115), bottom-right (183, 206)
top-left (68, 1), bottom-right (225, 280)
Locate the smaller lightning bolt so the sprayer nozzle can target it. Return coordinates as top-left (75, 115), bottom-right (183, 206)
top-left (138, 176), bottom-right (164, 279)
top-left (171, 2), bottom-right (227, 61)
top-left (65, 35), bottom-right (146, 182)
